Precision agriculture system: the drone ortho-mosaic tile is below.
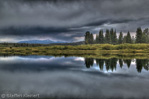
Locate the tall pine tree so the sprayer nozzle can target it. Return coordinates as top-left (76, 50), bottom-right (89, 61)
top-left (126, 31), bottom-right (132, 43)
top-left (136, 27), bottom-right (143, 43)
top-left (142, 28), bottom-right (149, 43)
top-left (118, 32), bottom-right (123, 44)
top-left (85, 31), bottom-right (93, 44)
top-left (113, 30), bottom-right (117, 44)
top-left (85, 31), bottom-right (90, 44)
top-left (105, 29), bottom-right (111, 43)
top-left (99, 30), bottom-right (104, 44)
top-left (110, 28), bottom-right (114, 44)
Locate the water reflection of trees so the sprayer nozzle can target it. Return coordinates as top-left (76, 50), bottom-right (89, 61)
top-left (84, 58), bottom-right (149, 73)
top-left (85, 58), bottom-right (94, 68)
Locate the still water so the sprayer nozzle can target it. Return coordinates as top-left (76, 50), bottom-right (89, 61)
top-left (0, 56), bottom-right (149, 99)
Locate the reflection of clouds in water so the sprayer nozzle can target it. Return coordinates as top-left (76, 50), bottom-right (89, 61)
top-left (0, 56), bottom-right (85, 72)
top-left (91, 64), bottom-right (115, 73)
top-left (0, 56), bottom-right (60, 63)
top-left (115, 64), bottom-right (137, 74)
top-left (74, 57), bottom-right (84, 61)
top-left (131, 59), bottom-right (136, 65)
top-left (115, 63), bottom-right (149, 77)
top-left (0, 56), bottom-right (18, 61)
top-left (0, 56), bottom-right (84, 66)
top-left (62, 61), bottom-right (73, 65)
top-left (0, 70), bottom-right (149, 99)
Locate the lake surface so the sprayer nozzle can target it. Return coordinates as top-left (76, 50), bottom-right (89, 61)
top-left (0, 56), bottom-right (149, 99)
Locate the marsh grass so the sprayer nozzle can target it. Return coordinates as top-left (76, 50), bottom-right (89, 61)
top-left (0, 44), bottom-right (148, 58)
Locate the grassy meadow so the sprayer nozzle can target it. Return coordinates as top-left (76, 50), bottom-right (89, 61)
top-left (0, 43), bottom-right (148, 59)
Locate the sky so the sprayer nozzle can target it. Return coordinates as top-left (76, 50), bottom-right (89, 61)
top-left (0, 0), bottom-right (149, 43)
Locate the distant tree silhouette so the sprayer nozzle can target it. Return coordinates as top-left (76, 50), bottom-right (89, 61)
top-left (85, 27), bottom-right (149, 44)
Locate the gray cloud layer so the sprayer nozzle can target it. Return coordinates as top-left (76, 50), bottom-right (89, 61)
top-left (0, 0), bottom-right (149, 42)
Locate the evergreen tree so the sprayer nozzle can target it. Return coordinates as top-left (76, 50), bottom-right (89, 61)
top-left (85, 31), bottom-right (90, 44)
top-left (126, 31), bottom-right (132, 43)
top-left (110, 28), bottom-right (117, 44)
top-left (105, 29), bottom-right (111, 43)
top-left (136, 27), bottom-right (143, 43)
top-left (118, 32), bottom-right (123, 44)
top-left (142, 33), bottom-right (147, 43)
top-left (85, 27), bottom-right (149, 44)
top-left (142, 28), bottom-right (149, 43)
top-left (99, 30), bottom-right (104, 44)
top-left (110, 28), bottom-right (114, 44)
top-left (113, 30), bottom-right (117, 44)
top-left (85, 31), bottom-right (93, 44)
top-left (145, 28), bottom-right (149, 43)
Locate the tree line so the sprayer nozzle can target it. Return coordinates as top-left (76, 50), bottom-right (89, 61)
top-left (85, 27), bottom-right (149, 44)
top-left (0, 43), bottom-right (46, 47)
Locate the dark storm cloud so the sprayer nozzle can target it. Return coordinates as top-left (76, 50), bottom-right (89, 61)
top-left (84, 19), bottom-right (134, 27)
top-left (0, 26), bottom-right (85, 42)
top-left (0, 0), bottom-right (149, 42)
top-left (0, 27), bottom-right (74, 35)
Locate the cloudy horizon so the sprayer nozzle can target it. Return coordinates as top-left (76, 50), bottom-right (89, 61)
top-left (0, 0), bottom-right (149, 43)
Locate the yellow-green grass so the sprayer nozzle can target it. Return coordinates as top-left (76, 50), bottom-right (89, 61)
top-left (0, 44), bottom-right (149, 58)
